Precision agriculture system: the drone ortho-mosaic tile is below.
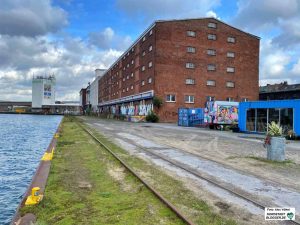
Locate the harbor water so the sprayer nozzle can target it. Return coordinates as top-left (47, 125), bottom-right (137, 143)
top-left (0, 114), bottom-right (62, 225)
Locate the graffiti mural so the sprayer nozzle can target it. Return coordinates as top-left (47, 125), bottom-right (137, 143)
top-left (119, 101), bottom-right (153, 116)
top-left (204, 101), bottom-right (239, 124)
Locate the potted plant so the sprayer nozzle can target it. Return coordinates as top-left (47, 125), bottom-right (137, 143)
top-left (264, 121), bottom-right (286, 161)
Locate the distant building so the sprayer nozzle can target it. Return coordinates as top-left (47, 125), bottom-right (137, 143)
top-left (0, 101), bottom-right (31, 112)
top-left (32, 75), bottom-right (56, 108)
top-left (79, 88), bottom-right (87, 111)
top-left (89, 69), bottom-right (105, 112)
top-left (97, 18), bottom-right (260, 122)
top-left (259, 81), bottom-right (300, 100)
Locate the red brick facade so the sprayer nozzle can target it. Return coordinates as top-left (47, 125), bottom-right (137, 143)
top-left (98, 18), bottom-right (260, 122)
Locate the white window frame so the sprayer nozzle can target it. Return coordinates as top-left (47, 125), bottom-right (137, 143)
top-left (131, 85), bottom-right (134, 90)
top-left (206, 80), bottom-right (216, 86)
top-left (149, 45), bottom-right (153, 51)
top-left (142, 36), bottom-right (146, 42)
top-left (126, 75), bottom-right (129, 79)
top-left (207, 49), bottom-right (216, 56)
top-left (186, 62), bottom-right (195, 69)
top-left (141, 80), bottom-right (145, 86)
top-left (206, 96), bottom-right (215, 101)
top-left (148, 61), bottom-right (153, 68)
top-left (208, 22), bottom-right (217, 29)
top-left (141, 66), bottom-right (145, 71)
top-left (227, 37), bottom-right (236, 43)
top-left (131, 59), bottom-right (134, 64)
top-left (207, 64), bottom-right (216, 71)
top-left (187, 30), bottom-right (196, 37)
top-left (185, 78), bottom-right (195, 85)
top-left (142, 51), bottom-right (146, 56)
top-left (227, 67), bottom-right (235, 73)
top-left (227, 52), bottom-right (235, 58)
top-left (131, 72), bottom-right (134, 77)
top-left (166, 94), bottom-right (176, 102)
top-left (187, 46), bottom-right (196, 53)
top-left (226, 97), bottom-right (234, 102)
top-left (208, 34), bottom-right (217, 40)
top-left (126, 87), bottom-right (129, 92)
top-left (226, 81), bottom-right (235, 88)
top-left (184, 95), bottom-right (195, 103)
top-left (149, 29), bottom-right (153, 36)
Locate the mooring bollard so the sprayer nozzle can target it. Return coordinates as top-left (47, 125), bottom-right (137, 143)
top-left (25, 187), bottom-right (43, 205)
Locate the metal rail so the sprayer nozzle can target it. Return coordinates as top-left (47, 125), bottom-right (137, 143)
top-left (80, 122), bottom-right (300, 225)
top-left (120, 137), bottom-right (300, 225)
top-left (78, 123), bottom-right (195, 225)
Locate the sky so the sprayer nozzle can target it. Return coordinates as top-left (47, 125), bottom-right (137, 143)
top-left (0, 0), bottom-right (300, 101)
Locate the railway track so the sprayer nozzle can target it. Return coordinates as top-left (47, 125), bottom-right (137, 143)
top-left (79, 123), bottom-right (195, 225)
top-left (80, 123), bottom-right (300, 225)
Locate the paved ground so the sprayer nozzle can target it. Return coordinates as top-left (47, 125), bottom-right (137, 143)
top-left (82, 117), bottom-right (300, 224)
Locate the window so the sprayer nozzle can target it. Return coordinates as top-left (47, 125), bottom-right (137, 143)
top-left (131, 72), bottom-right (134, 77)
top-left (227, 37), bottom-right (236, 43)
top-left (131, 85), bottom-right (133, 90)
top-left (207, 64), bottom-right (216, 71)
top-left (123, 66), bottom-right (125, 70)
top-left (206, 80), bottom-right (216, 86)
top-left (226, 97), bottom-right (234, 102)
top-left (127, 52), bottom-right (130, 56)
top-left (149, 29), bottom-right (153, 36)
top-left (141, 80), bottom-right (145, 86)
top-left (207, 49), bottom-right (216, 56)
top-left (131, 47), bottom-right (135, 52)
top-left (241, 98), bottom-right (248, 102)
top-left (226, 81), bottom-right (235, 88)
top-left (142, 51), bottom-right (146, 56)
top-left (208, 34), bottom-right (216, 40)
top-left (126, 87), bottom-right (129, 92)
top-left (185, 78), bottom-right (195, 85)
top-left (126, 75), bottom-right (129, 79)
top-left (148, 61), bottom-right (153, 68)
top-left (166, 94), bottom-right (176, 102)
top-left (186, 62), bottom-right (195, 69)
top-left (122, 77), bottom-right (125, 81)
top-left (187, 46), bottom-right (196, 53)
top-left (148, 77), bottom-right (152, 83)
top-left (208, 22), bottom-right (217, 29)
top-left (131, 59), bottom-right (134, 64)
top-left (187, 30), bottom-right (196, 37)
top-left (141, 66), bottom-right (145, 71)
top-left (122, 88), bottom-right (125, 92)
top-left (206, 96), bottom-right (215, 101)
top-left (227, 52), bottom-right (235, 58)
top-left (227, 67), bottom-right (235, 73)
top-left (142, 36), bottom-right (146, 42)
top-left (185, 95), bottom-right (194, 103)
top-left (149, 45), bottom-right (153, 51)
top-left (127, 63), bottom-right (129, 68)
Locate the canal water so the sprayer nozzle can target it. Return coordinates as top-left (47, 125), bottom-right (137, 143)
top-left (0, 114), bottom-right (62, 225)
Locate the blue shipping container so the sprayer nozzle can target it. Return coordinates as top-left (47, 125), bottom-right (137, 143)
top-left (239, 100), bottom-right (300, 136)
top-left (178, 108), bottom-right (205, 127)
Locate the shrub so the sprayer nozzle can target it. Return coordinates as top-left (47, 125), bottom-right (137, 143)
top-left (146, 111), bottom-right (159, 123)
top-left (267, 121), bottom-right (283, 137)
top-left (153, 96), bottom-right (163, 109)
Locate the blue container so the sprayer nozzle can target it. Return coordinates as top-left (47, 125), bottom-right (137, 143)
top-left (178, 108), bottom-right (205, 127)
top-left (239, 100), bottom-right (300, 136)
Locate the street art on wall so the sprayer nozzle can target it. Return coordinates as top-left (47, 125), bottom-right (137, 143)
top-left (120, 101), bottom-right (153, 116)
top-left (204, 101), bottom-right (238, 124)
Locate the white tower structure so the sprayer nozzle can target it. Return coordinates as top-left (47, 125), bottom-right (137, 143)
top-left (90, 69), bottom-right (105, 111)
top-left (32, 75), bottom-right (56, 108)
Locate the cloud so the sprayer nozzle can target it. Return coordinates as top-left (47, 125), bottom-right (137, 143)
top-left (89, 27), bottom-right (132, 51)
top-left (0, 0), bottom-right (67, 37)
top-left (116, 0), bottom-right (220, 22)
top-left (0, 34), bottom-right (124, 101)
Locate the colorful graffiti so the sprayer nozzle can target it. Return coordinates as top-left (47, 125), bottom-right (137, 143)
top-left (204, 101), bottom-right (238, 124)
top-left (108, 101), bottom-right (153, 116)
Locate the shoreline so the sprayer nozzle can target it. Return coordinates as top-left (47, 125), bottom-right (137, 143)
top-left (10, 120), bottom-right (62, 225)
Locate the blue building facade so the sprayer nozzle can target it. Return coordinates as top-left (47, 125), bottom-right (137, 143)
top-left (239, 100), bottom-right (300, 136)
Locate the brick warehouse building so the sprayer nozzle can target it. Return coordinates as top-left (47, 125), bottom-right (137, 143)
top-left (98, 18), bottom-right (260, 122)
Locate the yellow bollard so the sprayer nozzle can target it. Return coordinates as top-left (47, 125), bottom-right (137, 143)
top-left (25, 187), bottom-right (43, 205)
top-left (41, 147), bottom-right (54, 161)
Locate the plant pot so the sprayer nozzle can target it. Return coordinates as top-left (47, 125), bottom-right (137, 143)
top-left (266, 137), bottom-right (286, 161)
